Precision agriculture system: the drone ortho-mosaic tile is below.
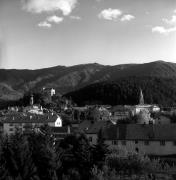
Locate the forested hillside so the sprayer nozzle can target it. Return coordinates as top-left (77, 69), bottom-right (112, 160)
top-left (65, 76), bottom-right (176, 106)
top-left (1, 61), bottom-right (176, 105)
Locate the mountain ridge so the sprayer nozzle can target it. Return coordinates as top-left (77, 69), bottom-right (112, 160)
top-left (0, 60), bottom-right (176, 101)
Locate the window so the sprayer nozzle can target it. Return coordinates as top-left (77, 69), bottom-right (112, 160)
top-left (160, 140), bottom-right (165, 146)
top-left (9, 123), bottom-right (13, 126)
top-left (121, 140), bottom-right (126, 145)
top-left (112, 140), bottom-right (118, 145)
top-left (135, 147), bottom-right (139, 153)
top-left (9, 128), bottom-right (13, 131)
top-left (173, 141), bottom-right (176, 146)
top-left (144, 140), bottom-right (149, 146)
top-left (88, 137), bottom-right (92, 142)
top-left (134, 140), bottom-right (138, 144)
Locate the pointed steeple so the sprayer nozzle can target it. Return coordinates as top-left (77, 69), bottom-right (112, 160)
top-left (30, 94), bottom-right (34, 106)
top-left (139, 89), bottom-right (144, 105)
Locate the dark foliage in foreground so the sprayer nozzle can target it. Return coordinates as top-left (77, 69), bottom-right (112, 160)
top-left (0, 129), bottom-right (173, 180)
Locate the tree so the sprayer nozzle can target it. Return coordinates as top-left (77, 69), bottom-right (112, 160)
top-left (0, 136), bottom-right (9, 180)
top-left (0, 132), bottom-right (38, 180)
top-left (59, 133), bottom-right (93, 180)
top-left (28, 132), bottom-right (58, 180)
top-left (92, 129), bottom-right (109, 167)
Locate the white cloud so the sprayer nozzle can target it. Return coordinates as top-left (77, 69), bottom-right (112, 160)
top-left (120, 14), bottom-right (135, 22)
top-left (162, 15), bottom-right (176, 25)
top-left (22, 0), bottom-right (77, 16)
top-left (152, 13), bottom-right (176, 35)
top-left (152, 26), bottom-right (176, 35)
top-left (174, 9), bottom-right (176, 13)
top-left (38, 21), bottom-right (52, 28)
top-left (98, 8), bottom-right (122, 20)
top-left (70, 15), bottom-right (81, 20)
top-left (47, 15), bottom-right (63, 23)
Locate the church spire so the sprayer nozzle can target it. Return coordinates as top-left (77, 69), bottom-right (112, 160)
top-left (139, 89), bottom-right (144, 105)
top-left (30, 94), bottom-right (34, 106)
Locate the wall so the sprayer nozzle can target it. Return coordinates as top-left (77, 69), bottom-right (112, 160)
top-left (86, 134), bottom-right (97, 144)
top-left (105, 140), bottom-right (176, 155)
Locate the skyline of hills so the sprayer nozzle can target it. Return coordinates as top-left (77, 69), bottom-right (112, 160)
top-left (1, 60), bottom-right (176, 103)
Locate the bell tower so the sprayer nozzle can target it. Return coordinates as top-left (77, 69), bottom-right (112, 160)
top-left (30, 94), bottom-right (34, 106)
top-left (139, 89), bottom-right (144, 105)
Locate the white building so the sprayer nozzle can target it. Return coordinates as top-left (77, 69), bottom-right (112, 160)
top-left (43, 87), bottom-right (56, 97)
top-left (1, 112), bottom-right (62, 135)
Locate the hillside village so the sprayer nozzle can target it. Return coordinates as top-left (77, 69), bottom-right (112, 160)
top-left (1, 87), bottom-right (176, 158)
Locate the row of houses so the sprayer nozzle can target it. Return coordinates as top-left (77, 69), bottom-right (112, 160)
top-left (80, 120), bottom-right (176, 156)
top-left (0, 112), bottom-right (62, 135)
top-left (1, 110), bottom-right (176, 156)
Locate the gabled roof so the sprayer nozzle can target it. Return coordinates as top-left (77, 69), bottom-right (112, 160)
top-left (110, 105), bottom-right (132, 113)
top-left (50, 126), bottom-right (76, 134)
top-left (103, 124), bottom-right (176, 141)
top-left (1, 112), bottom-right (59, 124)
top-left (79, 120), bottom-right (112, 134)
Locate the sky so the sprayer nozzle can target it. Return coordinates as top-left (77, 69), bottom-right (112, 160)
top-left (0, 0), bottom-right (176, 69)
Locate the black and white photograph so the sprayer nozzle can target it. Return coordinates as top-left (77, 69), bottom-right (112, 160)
top-left (1, 0), bottom-right (176, 179)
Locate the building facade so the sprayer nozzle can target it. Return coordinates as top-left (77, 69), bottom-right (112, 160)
top-left (86, 124), bottom-right (176, 156)
top-left (1, 113), bottom-right (62, 135)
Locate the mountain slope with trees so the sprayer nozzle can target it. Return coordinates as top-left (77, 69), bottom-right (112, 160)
top-left (65, 76), bottom-right (176, 106)
top-left (1, 60), bottom-right (176, 102)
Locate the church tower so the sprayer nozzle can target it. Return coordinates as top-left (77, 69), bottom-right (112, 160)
top-left (139, 89), bottom-right (144, 105)
top-left (30, 94), bottom-right (34, 106)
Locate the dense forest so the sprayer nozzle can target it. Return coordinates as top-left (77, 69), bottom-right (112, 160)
top-left (65, 76), bottom-right (176, 106)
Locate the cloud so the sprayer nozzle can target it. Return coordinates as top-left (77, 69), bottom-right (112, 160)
top-left (98, 8), bottom-right (122, 20)
top-left (162, 15), bottom-right (176, 25)
top-left (22, 0), bottom-right (77, 16)
top-left (120, 14), bottom-right (135, 22)
top-left (152, 13), bottom-right (176, 35)
top-left (152, 26), bottom-right (176, 35)
top-left (70, 15), bottom-right (81, 20)
top-left (47, 15), bottom-right (63, 23)
top-left (38, 21), bottom-right (52, 28)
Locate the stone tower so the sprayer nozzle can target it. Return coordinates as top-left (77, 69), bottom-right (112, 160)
top-left (139, 89), bottom-right (144, 105)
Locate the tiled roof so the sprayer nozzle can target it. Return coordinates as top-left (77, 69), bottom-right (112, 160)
top-left (79, 120), bottom-right (112, 134)
top-left (103, 124), bottom-right (176, 141)
top-left (110, 105), bottom-right (132, 112)
top-left (1, 112), bottom-right (59, 123)
top-left (50, 126), bottom-right (77, 134)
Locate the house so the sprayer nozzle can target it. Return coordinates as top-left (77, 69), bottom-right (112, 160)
top-left (102, 124), bottom-right (176, 156)
top-left (133, 104), bottom-right (160, 115)
top-left (155, 115), bottom-right (171, 124)
top-left (1, 112), bottom-right (62, 135)
top-left (23, 105), bottom-right (43, 115)
top-left (42, 87), bottom-right (56, 97)
top-left (50, 126), bottom-right (77, 140)
top-left (110, 105), bottom-right (132, 123)
top-left (79, 120), bottom-right (113, 144)
top-left (85, 122), bottom-right (176, 156)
